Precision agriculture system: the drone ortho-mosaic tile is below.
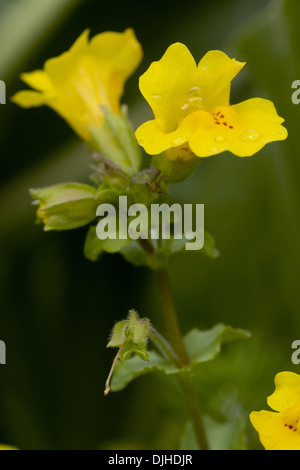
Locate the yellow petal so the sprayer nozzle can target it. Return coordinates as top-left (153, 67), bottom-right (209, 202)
top-left (195, 50), bottom-right (245, 112)
top-left (138, 47), bottom-right (244, 134)
top-left (43, 29), bottom-right (104, 140)
top-left (20, 70), bottom-right (54, 93)
top-left (11, 90), bottom-right (47, 108)
top-left (44, 29), bottom-right (90, 85)
top-left (12, 29), bottom-right (142, 142)
top-left (90, 28), bottom-right (142, 80)
top-left (136, 119), bottom-right (187, 155)
top-left (136, 97), bottom-right (287, 158)
top-left (139, 42), bottom-right (196, 133)
top-left (186, 98), bottom-right (287, 157)
top-left (230, 98), bottom-right (287, 156)
top-left (250, 410), bottom-right (300, 450)
top-left (267, 372), bottom-right (300, 412)
top-left (89, 28), bottom-right (143, 113)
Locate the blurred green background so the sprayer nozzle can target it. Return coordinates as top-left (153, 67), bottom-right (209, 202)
top-left (0, 0), bottom-right (299, 450)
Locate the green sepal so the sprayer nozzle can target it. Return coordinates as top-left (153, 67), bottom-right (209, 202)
top-left (119, 341), bottom-right (149, 362)
top-left (91, 156), bottom-right (165, 207)
top-left (152, 152), bottom-right (201, 187)
top-left (107, 310), bottom-right (150, 362)
top-left (30, 182), bottom-right (98, 231)
top-left (92, 155), bottom-right (132, 193)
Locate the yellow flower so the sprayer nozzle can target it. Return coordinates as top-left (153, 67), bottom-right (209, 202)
top-left (12, 29), bottom-right (142, 142)
top-left (135, 43), bottom-right (287, 159)
top-left (250, 371), bottom-right (300, 450)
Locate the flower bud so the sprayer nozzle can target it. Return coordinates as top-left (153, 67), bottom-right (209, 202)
top-left (30, 182), bottom-right (98, 231)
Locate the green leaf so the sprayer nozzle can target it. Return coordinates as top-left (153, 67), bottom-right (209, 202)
top-left (157, 231), bottom-right (220, 260)
top-left (183, 323), bottom-right (251, 371)
top-left (201, 232), bottom-right (220, 259)
top-left (84, 226), bottom-right (104, 261)
top-left (109, 323), bottom-right (250, 392)
top-left (110, 351), bottom-right (179, 392)
top-left (120, 231), bottom-right (219, 269)
top-left (120, 241), bottom-right (159, 269)
top-left (84, 225), bottom-right (131, 261)
top-left (180, 412), bottom-right (248, 450)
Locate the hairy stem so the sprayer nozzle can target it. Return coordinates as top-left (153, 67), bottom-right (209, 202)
top-left (149, 325), bottom-right (180, 364)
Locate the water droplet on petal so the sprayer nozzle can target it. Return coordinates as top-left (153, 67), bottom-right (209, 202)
top-left (151, 94), bottom-right (162, 101)
top-left (208, 147), bottom-right (218, 153)
top-left (188, 86), bottom-right (200, 94)
top-left (240, 129), bottom-right (260, 142)
top-left (188, 96), bottom-right (202, 103)
top-left (181, 103), bottom-right (189, 110)
top-left (173, 137), bottom-right (185, 146)
top-left (215, 135), bottom-right (225, 143)
top-left (277, 128), bottom-right (285, 135)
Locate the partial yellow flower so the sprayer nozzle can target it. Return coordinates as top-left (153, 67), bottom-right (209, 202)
top-left (135, 43), bottom-right (287, 159)
top-left (0, 444), bottom-right (18, 450)
top-left (12, 29), bottom-right (143, 142)
top-left (250, 371), bottom-right (300, 450)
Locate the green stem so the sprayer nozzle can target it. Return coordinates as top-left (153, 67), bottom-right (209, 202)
top-left (149, 326), bottom-right (180, 364)
top-left (154, 267), bottom-right (209, 451)
top-left (154, 268), bottom-right (189, 366)
top-left (138, 239), bottom-right (209, 450)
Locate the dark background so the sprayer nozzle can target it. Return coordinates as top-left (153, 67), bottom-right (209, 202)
top-left (0, 0), bottom-right (299, 449)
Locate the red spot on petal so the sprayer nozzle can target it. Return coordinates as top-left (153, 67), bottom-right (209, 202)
top-left (223, 122), bottom-right (228, 126)
top-left (220, 115), bottom-right (224, 118)
top-left (229, 126), bottom-right (234, 129)
top-left (215, 122), bottom-right (221, 125)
